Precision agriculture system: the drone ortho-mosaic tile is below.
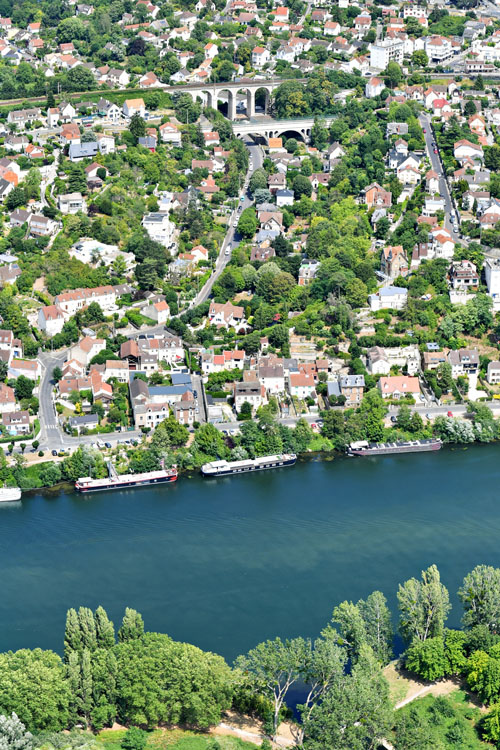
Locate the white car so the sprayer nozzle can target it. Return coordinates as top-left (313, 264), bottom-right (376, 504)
top-left (233, 221), bottom-right (238, 228)
top-left (224, 248), bottom-right (230, 256)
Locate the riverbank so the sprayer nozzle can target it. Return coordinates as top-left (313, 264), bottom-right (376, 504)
top-left (10, 438), bottom-right (491, 496)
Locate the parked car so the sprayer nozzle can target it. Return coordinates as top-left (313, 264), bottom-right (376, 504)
top-left (105, 442), bottom-right (112, 449)
top-left (447, 411), bottom-right (453, 417)
top-left (390, 416), bottom-right (397, 423)
top-left (52, 449), bottom-right (58, 457)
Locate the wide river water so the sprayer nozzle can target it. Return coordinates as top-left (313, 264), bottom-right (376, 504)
top-left (2, 445), bottom-right (499, 662)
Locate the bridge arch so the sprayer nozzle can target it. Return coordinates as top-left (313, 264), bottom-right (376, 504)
top-left (254, 86), bottom-right (273, 116)
top-left (212, 87), bottom-right (236, 120)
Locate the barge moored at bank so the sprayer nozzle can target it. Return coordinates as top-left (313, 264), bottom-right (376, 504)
top-left (76, 467), bottom-right (177, 492)
top-left (201, 453), bottom-right (296, 477)
top-left (348, 439), bottom-right (442, 457)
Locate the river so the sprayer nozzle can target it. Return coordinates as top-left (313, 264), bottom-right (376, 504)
top-left (2, 445), bottom-right (499, 662)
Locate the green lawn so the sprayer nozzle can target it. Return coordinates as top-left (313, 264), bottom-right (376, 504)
top-left (393, 690), bottom-right (492, 749)
top-left (96, 728), bottom-right (259, 750)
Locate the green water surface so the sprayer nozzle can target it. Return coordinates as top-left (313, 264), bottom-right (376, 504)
top-left (2, 446), bottom-right (497, 661)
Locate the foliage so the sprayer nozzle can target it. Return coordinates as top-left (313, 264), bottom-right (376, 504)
top-left (398, 565), bottom-right (450, 643)
top-left (0, 713), bottom-right (33, 750)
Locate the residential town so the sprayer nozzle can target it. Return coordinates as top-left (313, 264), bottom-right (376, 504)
top-left (0, 0), bottom-right (500, 463)
top-left (5, 0), bottom-right (500, 748)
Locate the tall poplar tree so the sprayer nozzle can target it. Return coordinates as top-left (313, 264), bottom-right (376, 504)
top-left (398, 564), bottom-right (450, 643)
top-left (64, 608), bottom-right (81, 663)
top-left (118, 608), bottom-right (144, 642)
top-left (95, 606), bottom-right (115, 649)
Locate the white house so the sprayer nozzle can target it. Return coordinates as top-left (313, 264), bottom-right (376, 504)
top-left (159, 122), bottom-right (182, 145)
top-left (122, 98), bottom-right (146, 119)
top-left (252, 46), bottom-right (270, 67)
top-left (143, 300), bottom-right (170, 324)
top-left (69, 336), bottom-right (106, 366)
top-left (454, 139), bottom-right (484, 163)
top-left (369, 286), bottom-right (408, 311)
top-left (54, 286), bottom-right (116, 316)
top-left (58, 192), bottom-right (87, 215)
top-left (142, 212), bottom-right (175, 248)
top-left (289, 372), bottom-right (316, 399)
top-left (365, 76), bottom-right (385, 98)
top-left (208, 301), bottom-right (245, 329)
top-left (38, 305), bottom-right (65, 335)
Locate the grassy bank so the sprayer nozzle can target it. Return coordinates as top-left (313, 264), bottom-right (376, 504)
top-left (96, 728), bottom-right (259, 750)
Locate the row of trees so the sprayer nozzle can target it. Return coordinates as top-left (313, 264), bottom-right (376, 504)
top-left (3, 564), bottom-right (500, 745)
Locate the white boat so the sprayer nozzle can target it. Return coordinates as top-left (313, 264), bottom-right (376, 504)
top-left (201, 454), bottom-right (297, 477)
top-left (0, 487), bottom-right (21, 502)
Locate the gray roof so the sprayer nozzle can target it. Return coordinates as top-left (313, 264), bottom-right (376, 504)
top-left (171, 373), bottom-right (192, 386)
top-left (149, 384), bottom-right (192, 396)
top-left (69, 142), bottom-right (98, 158)
top-left (340, 375), bottom-right (365, 388)
top-left (129, 377), bottom-right (149, 400)
top-left (379, 286), bottom-right (407, 297)
top-left (68, 414), bottom-right (98, 426)
top-left (327, 381), bottom-right (341, 398)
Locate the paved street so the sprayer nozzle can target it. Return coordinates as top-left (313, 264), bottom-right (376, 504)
top-left (419, 112), bottom-right (460, 241)
top-left (193, 137), bottom-right (263, 306)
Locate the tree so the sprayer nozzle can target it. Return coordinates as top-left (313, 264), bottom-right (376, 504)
top-left (0, 649), bottom-right (70, 731)
top-left (331, 591), bottom-right (392, 665)
top-left (464, 99), bottom-right (477, 117)
top-left (249, 168), bottom-right (268, 195)
top-left (394, 704), bottom-right (435, 749)
top-left (296, 634), bottom-right (347, 745)
top-left (237, 207), bottom-right (257, 239)
top-left (384, 61), bottom-right (402, 88)
top-left (114, 633), bottom-right (232, 728)
top-left (52, 366), bottom-right (62, 383)
top-left (293, 174), bottom-right (312, 199)
top-left (194, 423), bottom-right (227, 458)
top-left (129, 113), bottom-right (146, 143)
top-left (458, 565), bottom-right (500, 632)
top-left (405, 636), bottom-right (449, 681)
top-left (65, 67), bottom-right (95, 92)
top-left (151, 415), bottom-right (189, 451)
top-left (118, 608), bottom-right (144, 642)
top-left (24, 169), bottom-right (41, 201)
top-left (396, 404), bottom-right (412, 431)
top-left (64, 609), bottom-right (82, 662)
top-left (235, 638), bottom-right (308, 738)
top-left (331, 601), bottom-right (367, 662)
top-left (481, 703), bottom-right (500, 746)
top-left (273, 81), bottom-right (310, 118)
top-left (310, 118), bottom-right (328, 151)
top-left (0, 713), bottom-right (33, 750)
top-left (397, 564), bottom-right (450, 643)
top-left (121, 726), bottom-right (147, 750)
top-left (174, 93), bottom-right (201, 124)
top-left (302, 646), bottom-right (391, 750)
top-left (359, 591), bottom-right (393, 665)
top-left (6, 186), bottom-right (26, 211)
top-left (14, 376), bottom-right (34, 401)
top-left (411, 49), bottom-right (428, 67)
top-left (95, 606), bottom-right (115, 650)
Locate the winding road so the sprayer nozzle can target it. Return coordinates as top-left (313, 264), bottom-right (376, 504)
top-left (193, 137), bottom-right (264, 306)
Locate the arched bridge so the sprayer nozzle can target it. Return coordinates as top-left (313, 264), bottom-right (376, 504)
top-left (173, 78), bottom-right (306, 121)
top-left (232, 115), bottom-right (337, 144)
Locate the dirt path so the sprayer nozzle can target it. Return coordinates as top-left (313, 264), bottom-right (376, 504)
top-left (211, 711), bottom-right (296, 748)
top-left (384, 662), bottom-right (487, 713)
